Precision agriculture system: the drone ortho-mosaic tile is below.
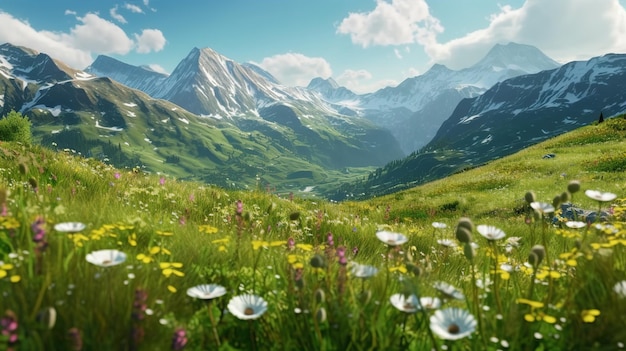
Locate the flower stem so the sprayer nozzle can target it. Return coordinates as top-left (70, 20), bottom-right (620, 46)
top-left (207, 301), bottom-right (221, 347)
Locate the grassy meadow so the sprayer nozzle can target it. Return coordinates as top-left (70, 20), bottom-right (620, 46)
top-left (0, 116), bottom-right (625, 350)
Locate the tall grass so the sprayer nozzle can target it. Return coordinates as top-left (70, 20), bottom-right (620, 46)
top-left (0, 117), bottom-right (625, 350)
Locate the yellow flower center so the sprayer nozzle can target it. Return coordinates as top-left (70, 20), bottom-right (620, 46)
top-left (244, 307), bottom-right (254, 315)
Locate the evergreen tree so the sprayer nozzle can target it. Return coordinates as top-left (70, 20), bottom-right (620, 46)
top-left (598, 112), bottom-right (604, 124)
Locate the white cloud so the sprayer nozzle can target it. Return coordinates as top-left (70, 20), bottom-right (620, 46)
top-left (110, 6), bottom-right (127, 24)
top-left (124, 4), bottom-right (144, 13)
top-left (337, 0), bottom-right (442, 48)
top-left (65, 10), bottom-right (76, 16)
top-left (254, 53), bottom-right (332, 87)
top-left (134, 29), bottom-right (166, 53)
top-left (64, 13), bottom-right (134, 54)
top-left (407, 67), bottom-right (419, 77)
top-left (336, 69), bottom-right (397, 94)
top-left (394, 48), bottom-right (403, 59)
top-left (425, 0), bottom-right (626, 69)
top-left (146, 64), bottom-right (168, 75)
top-left (0, 11), bottom-right (165, 69)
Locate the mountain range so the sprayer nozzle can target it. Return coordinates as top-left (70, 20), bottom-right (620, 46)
top-left (1, 41), bottom-right (625, 199)
top-left (328, 52), bottom-right (626, 200)
top-left (307, 43), bottom-right (562, 154)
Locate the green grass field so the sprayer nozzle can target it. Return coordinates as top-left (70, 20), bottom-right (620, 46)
top-left (0, 116), bottom-right (625, 350)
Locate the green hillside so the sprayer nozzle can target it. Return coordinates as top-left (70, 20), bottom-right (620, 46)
top-left (0, 116), bottom-right (624, 350)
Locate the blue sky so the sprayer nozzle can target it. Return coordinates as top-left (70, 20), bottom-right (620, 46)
top-left (1, 0), bottom-right (625, 93)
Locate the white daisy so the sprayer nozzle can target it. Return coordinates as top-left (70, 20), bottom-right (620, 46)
top-left (419, 296), bottom-right (442, 310)
top-left (430, 307), bottom-right (477, 340)
top-left (432, 222), bottom-right (447, 229)
top-left (585, 190), bottom-right (617, 202)
top-left (187, 284), bottom-right (227, 300)
top-left (565, 221), bottom-right (586, 229)
top-left (86, 249), bottom-right (127, 267)
top-left (389, 293), bottom-right (419, 313)
top-left (530, 202), bottom-right (555, 215)
top-left (437, 239), bottom-right (457, 248)
top-left (476, 225), bottom-right (506, 241)
top-left (54, 222), bottom-right (86, 233)
top-left (227, 294), bottom-right (268, 320)
top-left (350, 262), bottom-right (379, 279)
top-left (376, 231), bottom-right (408, 246)
top-left (433, 281), bottom-right (465, 300)
top-left (614, 280), bottom-right (626, 298)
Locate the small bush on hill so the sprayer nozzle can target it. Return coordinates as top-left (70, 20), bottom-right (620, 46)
top-left (0, 110), bottom-right (32, 144)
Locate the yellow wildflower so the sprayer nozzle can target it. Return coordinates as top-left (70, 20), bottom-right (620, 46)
top-left (252, 240), bottom-right (269, 250)
top-left (156, 230), bottom-right (173, 236)
top-left (10, 275), bottom-right (20, 283)
top-left (198, 225), bottom-right (218, 234)
top-left (388, 265), bottom-right (407, 274)
top-left (581, 309), bottom-right (601, 323)
top-left (167, 285), bottom-right (177, 293)
top-left (516, 298), bottom-right (544, 309)
top-left (128, 233), bottom-right (137, 246)
top-left (295, 243), bottom-right (313, 251)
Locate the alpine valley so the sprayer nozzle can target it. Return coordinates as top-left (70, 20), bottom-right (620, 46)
top-left (1, 41), bottom-right (625, 199)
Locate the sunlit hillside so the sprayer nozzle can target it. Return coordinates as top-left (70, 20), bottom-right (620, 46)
top-left (0, 116), bottom-right (624, 350)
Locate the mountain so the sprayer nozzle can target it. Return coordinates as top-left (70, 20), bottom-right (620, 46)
top-left (86, 47), bottom-right (404, 168)
top-left (327, 52), bottom-right (626, 200)
top-left (1, 42), bottom-right (403, 194)
top-left (86, 55), bottom-right (168, 94)
top-left (310, 42), bottom-right (561, 154)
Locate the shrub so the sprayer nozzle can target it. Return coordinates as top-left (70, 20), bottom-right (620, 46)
top-left (0, 110), bottom-right (32, 144)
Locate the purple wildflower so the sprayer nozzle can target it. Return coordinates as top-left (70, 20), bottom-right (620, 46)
top-left (67, 328), bottom-right (83, 351)
top-left (171, 328), bottom-right (188, 351)
top-left (287, 237), bottom-right (295, 251)
top-left (1, 310), bottom-right (19, 347)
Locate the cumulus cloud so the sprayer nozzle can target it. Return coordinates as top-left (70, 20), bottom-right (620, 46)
top-left (64, 13), bottom-right (134, 54)
top-left (337, 0), bottom-right (626, 72)
top-left (337, 0), bottom-right (442, 48)
top-left (134, 29), bottom-right (166, 53)
top-left (110, 6), bottom-right (127, 24)
top-left (254, 53), bottom-right (332, 87)
top-left (394, 48), bottom-right (403, 59)
top-left (65, 10), bottom-right (77, 16)
top-left (336, 69), bottom-right (397, 94)
top-left (0, 11), bottom-right (166, 69)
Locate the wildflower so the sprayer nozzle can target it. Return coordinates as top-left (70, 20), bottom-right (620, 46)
top-left (86, 249), bottom-right (127, 267)
top-left (567, 180), bottom-right (581, 194)
top-left (159, 177), bottom-right (166, 186)
top-left (326, 232), bottom-right (335, 247)
top-left (430, 308), bottom-right (477, 340)
top-left (350, 262), bottom-right (378, 278)
top-left (310, 254), bottom-right (326, 268)
top-left (437, 239), bottom-right (458, 248)
top-left (67, 327), bottom-right (83, 351)
top-left (167, 285), bottom-right (177, 293)
top-left (376, 230), bottom-right (408, 246)
top-left (54, 222), bottom-right (86, 233)
top-left (455, 227), bottom-right (472, 244)
top-left (432, 222), bottom-right (447, 229)
top-left (171, 328), bottom-right (188, 351)
top-left (434, 281), bottom-right (465, 300)
top-left (530, 202), bottom-right (555, 215)
top-left (227, 294), bottom-right (268, 320)
top-left (186, 284), bottom-right (227, 300)
top-left (419, 297), bottom-right (442, 310)
top-left (581, 309), bottom-right (601, 323)
top-left (456, 217), bottom-right (474, 232)
top-left (477, 225), bottom-right (506, 241)
top-left (287, 237), bottom-right (295, 251)
top-left (390, 293), bottom-right (420, 313)
top-left (336, 246), bottom-right (347, 266)
top-left (565, 221), bottom-right (586, 229)
top-left (114, 172), bottom-right (121, 179)
top-left (1, 310), bottom-right (19, 347)
top-left (132, 289), bottom-right (148, 321)
top-left (235, 200), bottom-right (243, 215)
top-left (525, 191), bottom-right (536, 204)
top-left (585, 190), bottom-right (617, 202)
top-left (528, 245), bottom-right (546, 267)
top-left (36, 307), bottom-right (57, 329)
top-left (316, 307), bottom-right (327, 323)
top-left (613, 280), bottom-right (626, 298)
